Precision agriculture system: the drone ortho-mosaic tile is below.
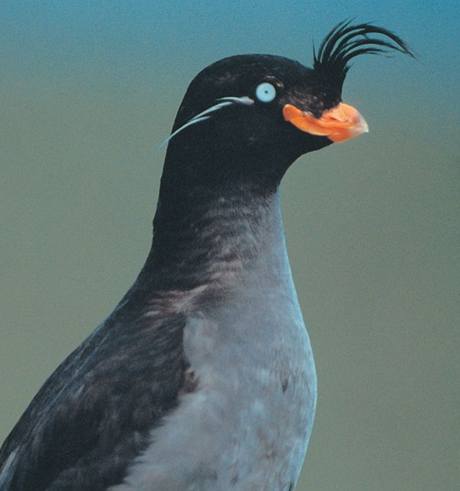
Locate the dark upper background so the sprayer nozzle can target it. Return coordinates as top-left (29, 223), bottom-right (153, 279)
top-left (0, 1), bottom-right (458, 490)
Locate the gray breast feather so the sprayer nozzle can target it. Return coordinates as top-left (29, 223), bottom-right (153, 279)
top-left (111, 287), bottom-right (317, 491)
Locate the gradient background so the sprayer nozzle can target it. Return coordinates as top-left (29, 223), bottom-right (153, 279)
top-left (1, 1), bottom-right (459, 490)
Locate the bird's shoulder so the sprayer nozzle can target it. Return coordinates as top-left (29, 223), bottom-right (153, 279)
top-left (0, 304), bottom-right (188, 491)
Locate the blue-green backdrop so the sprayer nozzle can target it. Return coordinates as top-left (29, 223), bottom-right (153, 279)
top-left (1, 1), bottom-right (459, 490)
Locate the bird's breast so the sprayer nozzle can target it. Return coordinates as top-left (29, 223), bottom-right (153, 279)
top-left (188, 287), bottom-right (317, 489)
top-left (112, 279), bottom-right (317, 491)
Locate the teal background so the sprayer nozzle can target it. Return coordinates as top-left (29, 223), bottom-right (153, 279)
top-left (1, 1), bottom-right (459, 489)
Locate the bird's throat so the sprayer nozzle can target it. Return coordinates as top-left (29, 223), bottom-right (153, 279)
top-left (141, 184), bottom-right (291, 302)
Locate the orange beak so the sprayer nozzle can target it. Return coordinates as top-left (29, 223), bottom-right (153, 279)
top-left (283, 102), bottom-right (368, 143)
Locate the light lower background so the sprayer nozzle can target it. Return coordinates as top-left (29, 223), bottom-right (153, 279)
top-left (1, 2), bottom-right (459, 490)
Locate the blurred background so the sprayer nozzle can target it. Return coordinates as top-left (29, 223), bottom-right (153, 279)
top-left (0, 1), bottom-right (458, 489)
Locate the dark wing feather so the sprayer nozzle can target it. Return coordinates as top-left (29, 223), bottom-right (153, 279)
top-left (0, 304), bottom-right (186, 491)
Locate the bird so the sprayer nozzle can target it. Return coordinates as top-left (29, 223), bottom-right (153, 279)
top-left (0, 21), bottom-right (412, 491)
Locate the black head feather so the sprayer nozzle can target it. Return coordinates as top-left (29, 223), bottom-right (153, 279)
top-left (314, 20), bottom-right (414, 93)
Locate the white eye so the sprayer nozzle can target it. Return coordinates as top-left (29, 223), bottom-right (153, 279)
top-left (255, 82), bottom-right (277, 103)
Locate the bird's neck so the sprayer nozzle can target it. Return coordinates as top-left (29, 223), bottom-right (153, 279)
top-left (136, 181), bottom-right (291, 305)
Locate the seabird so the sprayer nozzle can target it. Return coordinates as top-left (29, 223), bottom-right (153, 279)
top-left (0, 21), bottom-right (412, 491)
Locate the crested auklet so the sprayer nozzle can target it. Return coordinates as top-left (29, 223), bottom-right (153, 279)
top-left (0, 21), bottom-right (412, 491)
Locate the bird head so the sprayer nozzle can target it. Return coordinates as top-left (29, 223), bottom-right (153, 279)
top-left (162, 21), bottom-right (413, 191)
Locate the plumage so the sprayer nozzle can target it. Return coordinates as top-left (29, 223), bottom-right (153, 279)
top-left (313, 20), bottom-right (414, 94)
top-left (0, 21), bottom-right (412, 491)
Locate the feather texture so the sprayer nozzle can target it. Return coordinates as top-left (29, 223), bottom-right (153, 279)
top-left (314, 20), bottom-right (414, 92)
